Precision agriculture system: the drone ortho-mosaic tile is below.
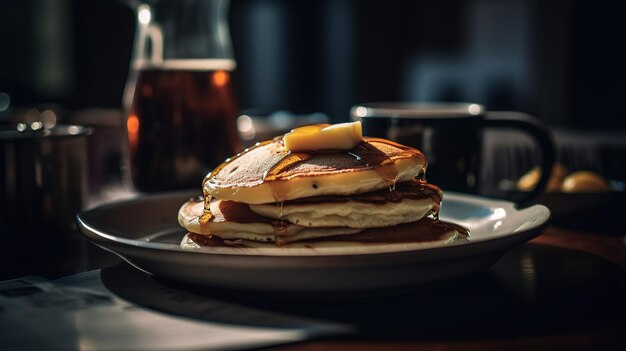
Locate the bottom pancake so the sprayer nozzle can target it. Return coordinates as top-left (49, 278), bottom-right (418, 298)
top-left (181, 217), bottom-right (469, 249)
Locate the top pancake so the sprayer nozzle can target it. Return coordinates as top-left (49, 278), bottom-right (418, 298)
top-left (205, 137), bottom-right (427, 204)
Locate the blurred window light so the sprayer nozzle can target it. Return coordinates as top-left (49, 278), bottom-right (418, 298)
top-left (138, 5), bottom-right (151, 25)
top-left (354, 106), bottom-right (368, 118)
top-left (468, 104), bottom-right (482, 115)
top-left (237, 115), bottom-right (256, 140)
top-left (31, 121), bottom-right (43, 130)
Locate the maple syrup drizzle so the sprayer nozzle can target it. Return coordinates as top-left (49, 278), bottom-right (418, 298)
top-left (199, 197), bottom-right (213, 224)
top-left (200, 140), bottom-right (276, 225)
top-left (272, 200), bottom-right (287, 244)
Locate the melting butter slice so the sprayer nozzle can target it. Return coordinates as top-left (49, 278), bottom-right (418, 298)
top-left (283, 121), bottom-right (363, 151)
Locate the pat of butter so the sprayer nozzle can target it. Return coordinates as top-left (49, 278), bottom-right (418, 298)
top-left (283, 121), bottom-right (363, 151)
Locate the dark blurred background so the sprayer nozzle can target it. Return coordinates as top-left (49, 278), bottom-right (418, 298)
top-left (1, 0), bottom-right (625, 128)
top-left (2, 0), bottom-right (626, 204)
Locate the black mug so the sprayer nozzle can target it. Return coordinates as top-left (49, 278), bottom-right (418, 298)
top-left (351, 102), bottom-right (555, 204)
top-left (0, 124), bottom-right (92, 279)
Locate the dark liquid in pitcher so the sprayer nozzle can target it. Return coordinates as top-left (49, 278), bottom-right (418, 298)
top-left (127, 67), bottom-right (240, 192)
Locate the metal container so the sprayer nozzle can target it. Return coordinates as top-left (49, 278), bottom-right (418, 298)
top-left (0, 124), bottom-right (92, 279)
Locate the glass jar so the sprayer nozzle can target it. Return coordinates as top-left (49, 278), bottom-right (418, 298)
top-left (123, 0), bottom-right (241, 192)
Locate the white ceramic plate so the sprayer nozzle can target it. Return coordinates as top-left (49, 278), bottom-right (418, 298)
top-left (77, 191), bottom-right (550, 293)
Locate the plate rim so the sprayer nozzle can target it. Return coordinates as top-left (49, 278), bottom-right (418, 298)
top-left (76, 191), bottom-right (551, 259)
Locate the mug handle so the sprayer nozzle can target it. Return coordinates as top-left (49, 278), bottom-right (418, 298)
top-left (482, 111), bottom-right (555, 206)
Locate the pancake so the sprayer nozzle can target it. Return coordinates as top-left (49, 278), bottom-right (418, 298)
top-left (180, 217), bottom-right (465, 249)
top-left (178, 198), bottom-right (362, 243)
top-left (204, 137), bottom-right (427, 204)
top-left (248, 179), bottom-right (441, 228)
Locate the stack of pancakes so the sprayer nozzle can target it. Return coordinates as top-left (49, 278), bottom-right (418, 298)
top-left (178, 136), bottom-right (464, 248)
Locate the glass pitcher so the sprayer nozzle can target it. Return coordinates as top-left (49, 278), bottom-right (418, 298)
top-left (123, 0), bottom-right (240, 192)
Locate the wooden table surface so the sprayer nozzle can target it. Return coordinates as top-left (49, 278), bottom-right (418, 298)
top-left (3, 220), bottom-right (625, 350)
top-left (261, 226), bottom-right (626, 350)
top-left (90, 224), bottom-right (625, 351)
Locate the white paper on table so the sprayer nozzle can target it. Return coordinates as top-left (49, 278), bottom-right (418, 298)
top-left (0, 271), bottom-right (353, 351)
